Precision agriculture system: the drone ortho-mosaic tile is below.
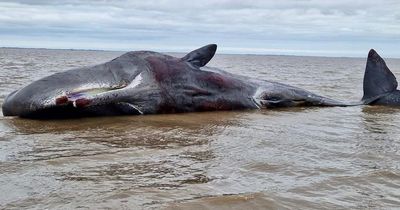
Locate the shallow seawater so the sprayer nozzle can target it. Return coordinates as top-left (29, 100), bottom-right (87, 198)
top-left (1, 48), bottom-right (400, 209)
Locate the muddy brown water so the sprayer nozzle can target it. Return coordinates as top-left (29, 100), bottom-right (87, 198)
top-left (1, 48), bottom-right (400, 209)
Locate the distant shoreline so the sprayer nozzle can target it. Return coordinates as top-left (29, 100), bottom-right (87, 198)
top-left (2, 46), bottom-right (399, 59)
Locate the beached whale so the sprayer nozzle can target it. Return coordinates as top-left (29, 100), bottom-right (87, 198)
top-left (361, 49), bottom-right (400, 106)
top-left (2, 44), bottom-right (348, 119)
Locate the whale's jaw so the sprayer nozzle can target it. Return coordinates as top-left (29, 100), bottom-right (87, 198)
top-left (1, 73), bottom-right (145, 118)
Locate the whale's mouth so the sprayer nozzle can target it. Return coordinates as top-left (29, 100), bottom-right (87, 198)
top-left (23, 85), bottom-right (143, 118)
top-left (2, 72), bottom-right (145, 118)
top-left (55, 86), bottom-right (126, 108)
top-left (54, 73), bottom-right (143, 109)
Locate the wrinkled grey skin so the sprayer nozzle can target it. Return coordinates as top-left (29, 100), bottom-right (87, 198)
top-left (2, 44), bottom-right (347, 119)
top-left (361, 49), bottom-right (400, 106)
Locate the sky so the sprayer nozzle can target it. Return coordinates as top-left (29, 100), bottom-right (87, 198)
top-left (0, 0), bottom-right (399, 57)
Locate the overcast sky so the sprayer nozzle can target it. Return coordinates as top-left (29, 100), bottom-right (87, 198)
top-left (0, 0), bottom-right (399, 57)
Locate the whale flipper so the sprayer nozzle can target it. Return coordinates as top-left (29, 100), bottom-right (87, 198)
top-left (362, 49), bottom-right (398, 104)
top-left (181, 44), bottom-right (217, 67)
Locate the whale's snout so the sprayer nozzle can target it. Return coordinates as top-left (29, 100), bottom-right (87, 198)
top-left (2, 89), bottom-right (48, 117)
top-left (2, 79), bottom-right (64, 117)
top-left (2, 90), bottom-right (21, 116)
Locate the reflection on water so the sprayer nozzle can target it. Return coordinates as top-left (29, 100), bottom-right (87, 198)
top-left (1, 48), bottom-right (400, 209)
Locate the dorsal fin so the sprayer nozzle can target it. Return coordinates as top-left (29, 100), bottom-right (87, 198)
top-left (181, 44), bottom-right (217, 67)
top-left (362, 49), bottom-right (398, 101)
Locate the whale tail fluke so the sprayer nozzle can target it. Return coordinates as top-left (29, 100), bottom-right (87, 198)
top-left (362, 49), bottom-right (398, 104)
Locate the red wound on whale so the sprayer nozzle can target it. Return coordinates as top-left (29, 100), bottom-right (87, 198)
top-left (55, 96), bottom-right (69, 105)
top-left (74, 98), bottom-right (91, 108)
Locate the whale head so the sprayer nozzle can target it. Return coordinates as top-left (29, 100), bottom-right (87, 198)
top-left (2, 44), bottom-right (218, 118)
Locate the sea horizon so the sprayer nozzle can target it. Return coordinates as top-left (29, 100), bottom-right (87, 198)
top-left (2, 46), bottom-right (398, 59)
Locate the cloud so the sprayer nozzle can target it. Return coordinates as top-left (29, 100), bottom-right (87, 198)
top-left (0, 0), bottom-right (399, 57)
